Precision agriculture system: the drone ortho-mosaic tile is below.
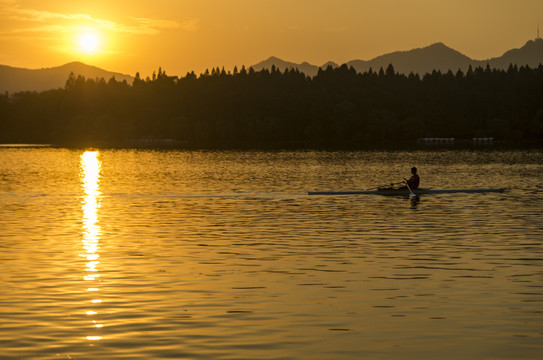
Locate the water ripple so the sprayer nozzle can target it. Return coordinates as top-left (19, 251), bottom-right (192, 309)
top-left (1, 149), bottom-right (542, 359)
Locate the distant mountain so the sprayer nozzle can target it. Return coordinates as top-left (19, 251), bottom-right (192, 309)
top-left (252, 56), bottom-right (340, 77)
top-left (486, 38), bottom-right (543, 69)
top-left (252, 56), bottom-right (317, 76)
top-left (252, 39), bottom-right (543, 77)
top-left (346, 42), bottom-right (474, 75)
top-left (0, 62), bottom-right (134, 94)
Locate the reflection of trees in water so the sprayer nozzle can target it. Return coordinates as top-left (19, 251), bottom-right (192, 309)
top-left (2, 64), bottom-right (543, 147)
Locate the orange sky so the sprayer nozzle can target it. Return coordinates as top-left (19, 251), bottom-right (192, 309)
top-left (1, 0), bottom-right (542, 77)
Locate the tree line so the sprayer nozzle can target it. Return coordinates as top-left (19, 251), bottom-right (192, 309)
top-left (1, 63), bottom-right (543, 148)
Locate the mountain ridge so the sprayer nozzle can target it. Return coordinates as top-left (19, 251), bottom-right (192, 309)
top-left (252, 39), bottom-right (543, 77)
top-left (0, 62), bottom-right (134, 94)
top-left (2, 39), bottom-right (542, 93)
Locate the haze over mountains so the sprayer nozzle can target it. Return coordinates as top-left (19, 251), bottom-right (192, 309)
top-left (1, 39), bottom-right (542, 93)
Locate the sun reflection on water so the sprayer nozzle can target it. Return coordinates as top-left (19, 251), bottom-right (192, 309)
top-left (80, 151), bottom-right (104, 341)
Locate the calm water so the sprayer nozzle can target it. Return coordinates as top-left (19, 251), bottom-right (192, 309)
top-left (1, 148), bottom-right (542, 360)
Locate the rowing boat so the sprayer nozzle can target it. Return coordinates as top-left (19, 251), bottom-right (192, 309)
top-left (307, 188), bottom-right (506, 196)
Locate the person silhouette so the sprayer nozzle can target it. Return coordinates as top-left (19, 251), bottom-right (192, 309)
top-left (402, 167), bottom-right (420, 189)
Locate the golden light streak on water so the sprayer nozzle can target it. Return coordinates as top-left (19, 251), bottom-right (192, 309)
top-left (86, 336), bottom-right (103, 341)
top-left (80, 151), bottom-right (103, 342)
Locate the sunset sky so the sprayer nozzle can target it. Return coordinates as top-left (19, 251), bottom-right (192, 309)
top-left (1, 0), bottom-right (542, 77)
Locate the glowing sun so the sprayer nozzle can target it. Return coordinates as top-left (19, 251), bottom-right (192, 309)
top-left (78, 33), bottom-right (100, 54)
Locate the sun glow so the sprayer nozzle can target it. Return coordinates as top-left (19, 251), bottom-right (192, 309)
top-left (78, 32), bottom-right (101, 54)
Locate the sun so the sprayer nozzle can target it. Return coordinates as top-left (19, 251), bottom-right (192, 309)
top-left (78, 32), bottom-right (100, 54)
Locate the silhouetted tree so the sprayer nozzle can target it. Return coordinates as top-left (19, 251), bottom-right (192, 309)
top-left (1, 62), bottom-right (543, 148)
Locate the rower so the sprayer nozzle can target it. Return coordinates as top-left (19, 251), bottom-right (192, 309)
top-left (402, 167), bottom-right (420, 190)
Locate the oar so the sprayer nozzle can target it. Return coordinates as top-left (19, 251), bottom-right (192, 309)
top-left (368, 181), bottom-right (403, 191)
top-left (403, 179), bottom-right (417, 199)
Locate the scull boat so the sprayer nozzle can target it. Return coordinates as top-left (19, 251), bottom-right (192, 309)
top-left (308, 188), bottom-right (506, 196)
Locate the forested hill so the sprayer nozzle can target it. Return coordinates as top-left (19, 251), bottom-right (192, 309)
top-left (1, 64), bottom-right (543, 148)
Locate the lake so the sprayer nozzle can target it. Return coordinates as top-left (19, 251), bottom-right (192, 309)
top-left (0, 148), bottom-right (542, 359)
